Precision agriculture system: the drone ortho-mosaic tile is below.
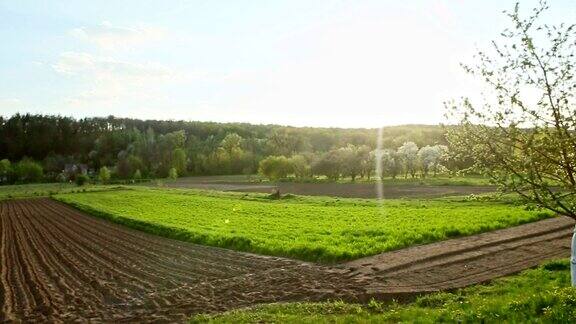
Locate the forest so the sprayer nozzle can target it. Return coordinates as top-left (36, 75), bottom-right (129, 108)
top-left (0, 114), bottom-right (468, 184)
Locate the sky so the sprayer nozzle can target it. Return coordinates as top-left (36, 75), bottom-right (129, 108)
top-left (0, 0), bottom-right (574, 128)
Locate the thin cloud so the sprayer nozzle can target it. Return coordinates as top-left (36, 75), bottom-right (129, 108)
top-left (0, 98), bottom-right (24, 110)
top-left (52, 52), bottom-right (173, 80)
top-left (70, 21), bottom-right (165, 50)
top-left (52, 52), bottom-right (175, 107)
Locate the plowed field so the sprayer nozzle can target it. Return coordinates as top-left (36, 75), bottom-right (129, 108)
top-left (0, 198), bottom-right (361, 322)
top-left (1, 198), bottom-right (572, 322)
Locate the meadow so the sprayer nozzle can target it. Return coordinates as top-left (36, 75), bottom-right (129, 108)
top-left (192, 259), bottom-right (576, 323)
top-left (0, 182), bottom-right (123, 200)
top-left (55, 187), bottom-right (552, 262)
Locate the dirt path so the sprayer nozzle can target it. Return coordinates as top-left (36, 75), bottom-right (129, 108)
top-left (1, 198), bottom-right (573, 322)
top-left (345, 216), bottom-right (574, 297)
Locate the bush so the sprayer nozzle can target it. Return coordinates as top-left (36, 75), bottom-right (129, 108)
top-left (98, 166), bottom-right (111, 184)
top-left (14, 159), bottom-right (44, 183)
top-left (258, 156), bottom-right (294, 181)
top-left (168, 167), bottom-right (178, 180)
top-left (0, 159), bottom-right (12, 184)
top-left (75, 174), bottom-right (90, 186)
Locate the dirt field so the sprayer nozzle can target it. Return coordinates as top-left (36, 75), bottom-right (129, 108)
top-left (1, 198), bottom-right (572, 322)
top-left (156, 177), bottom-right (496, 199)
top-left (0, 198), bottom-right (361, 322)
top-left (347, 216), bottom-right (574, 296)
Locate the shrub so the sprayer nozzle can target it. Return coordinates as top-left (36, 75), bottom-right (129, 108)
top-left (258, 156), bottom-right (294, 181)
top-left (133, 169), bottom-right (142, 180)
top-left (168, 167), bottom-right (178, 180)
top-left (98, 166), bottom-right (111, 184)
top-left (0, 159), bottom-right (12, 184)
top-left (14, 159), bottom-right (44, 183)
top-left (75, 174), bottom-right (90, 186)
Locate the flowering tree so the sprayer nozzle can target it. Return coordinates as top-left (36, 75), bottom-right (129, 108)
top-left (447, 1), bottom-right (576, 285)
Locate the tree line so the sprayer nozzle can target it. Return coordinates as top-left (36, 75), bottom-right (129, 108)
top-left (0, 114), bottom-right (468, 184)
top-left (258, 143), bottom-right (449, 181)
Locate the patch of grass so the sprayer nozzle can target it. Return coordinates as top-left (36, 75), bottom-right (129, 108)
top-left (55, 187), bottom-right (552, 263)
top-left (0, 183), bottom-right (123, 200)
top-left (192, 259), bottom-right (576, 323)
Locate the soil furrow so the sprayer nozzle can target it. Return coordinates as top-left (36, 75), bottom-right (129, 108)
top-left (43, 199), bottom-right (278, 276)
top-left (1, 197), bottom-right (572, 322)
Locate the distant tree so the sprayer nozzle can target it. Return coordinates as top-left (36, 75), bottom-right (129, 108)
top-left (43, 153), bottom-right (71, 179)
top-left (379, 149), bottom-right (401, 179)
top-left (312, 150), bottom-right (342, 180)
top-left (98, 166), bottom-right (111, 184)
top-left (290, 154), bottom-right (311, 180)
top-left (258, 156), bottom-right (294, 181)
top-left (338, 144), bottom-right (364, 181)
top-left (75, 174), bottom-right (89, 186)
top-left (116, 154), bottom-right (144, 179)
top-left (397, 142), bottom-right (419, 178)
top-left (133, 169), bottom-right (142, 180)
top-left (358, 145), bottom-right (374, 180)
top-left (0, 159), bottom-right (11, 184)
top-left (267, 129), bottom-right (304, 156)
top-left (220, 133), bottom-right (243, 155)
top-left (418, 145), bottom-right (448, 177)
top-left (445, 2), bottom-right (576, 284)
top-left (14, 159), bottom-right (43, 183)
top-left (168, 167), bottom-right (178, 180)
top-left (171, 148), bottom-right (187, 175)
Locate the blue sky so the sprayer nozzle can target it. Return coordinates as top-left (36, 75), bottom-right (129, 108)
top-left (0, 0), bottom-right (574, 127)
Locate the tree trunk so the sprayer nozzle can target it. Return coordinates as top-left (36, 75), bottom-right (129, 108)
top-left (570, 227), bottom-right (576, 287)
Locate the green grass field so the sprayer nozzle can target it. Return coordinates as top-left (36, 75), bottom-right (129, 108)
top-left (55, 187), bottom-right (552, 262)
top-left (0, 183), bottom-right (124, 200)
top-left (192, 259), bottom-right (576, 323)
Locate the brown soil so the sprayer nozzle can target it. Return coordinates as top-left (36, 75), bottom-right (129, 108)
top-left (0, 198), bottom-right (361, 322)
top-left (346, 216), bottom-right (574, 297)
top-left (1, 198), bottom-right (573, 322)
top-left (157, 178), bottom-right (496, 199)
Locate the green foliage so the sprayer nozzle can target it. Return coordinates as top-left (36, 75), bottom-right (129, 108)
top-left (98, 166), bottom-right (111, 183)
top-left (13, 159), bottom-right (43, 183)
top-left (74, 174), bottom-right (90, 186)
top-left (171, 148), bottom-right (187, 175)
top-left (0, 183), bottom-right (119, 201)
top-left (168, 167), bottom-right (178, 179)
top-left (1, 114), bottom-right (477, 182)
top-left (338, 144), bottom-right (370, 181)
top-left (312, 151), bottom-right (342, 180)
top-left (192, 259), bottom-right (576, 323)
top-left (446, 2), bottom-right (576, 217)
top-left (258, 156), bottom-right (294, 181)
top-left (55, 188), bottom-right (552, 263)
top-left (116, 154), bottom-right (144, 179)
top-left (133, 169), bottom-right (142, 180)
top-left (0, 159), bottom-right (12, 184)
top-left (290, 154), bottom-right (311, 180)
